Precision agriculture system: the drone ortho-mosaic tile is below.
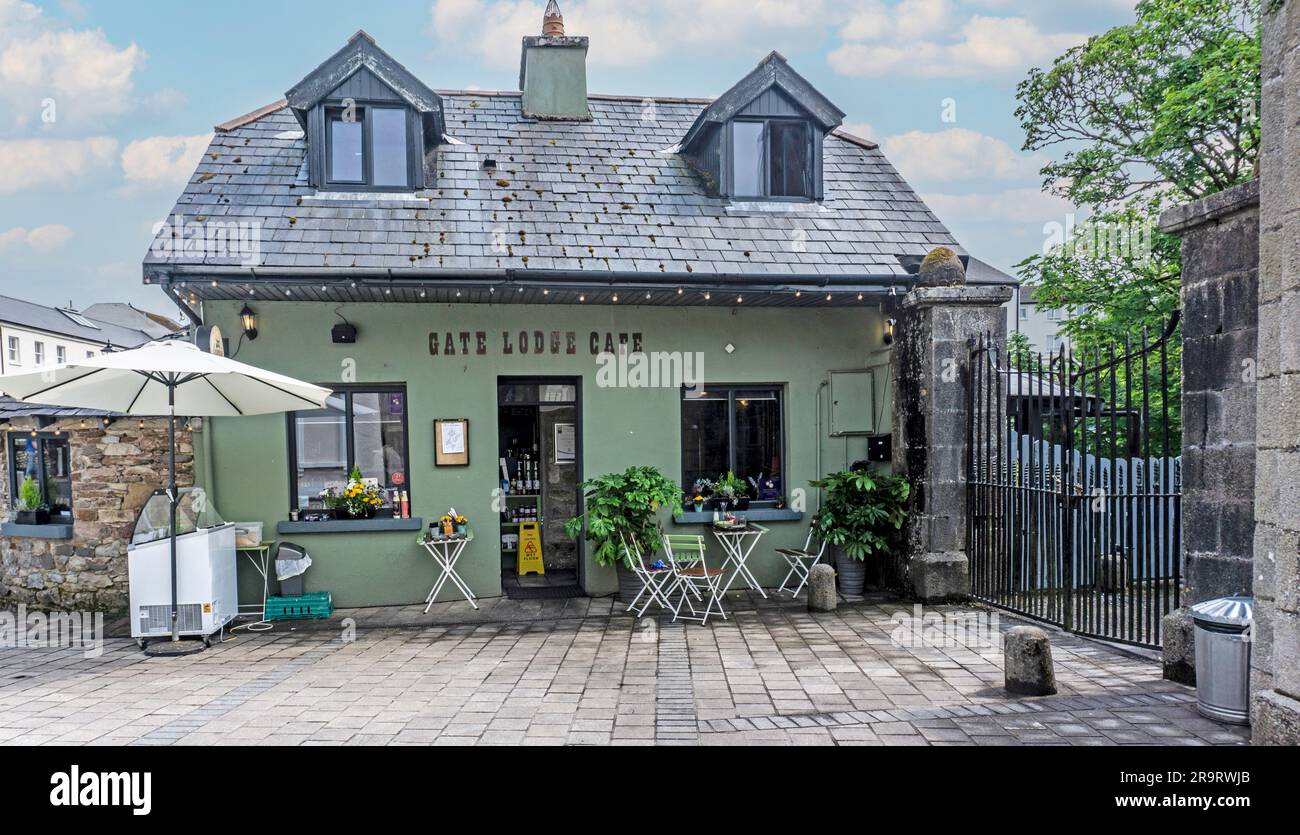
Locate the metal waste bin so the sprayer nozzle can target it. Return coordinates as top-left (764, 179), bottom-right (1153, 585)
top-left (1191, 596), bottom-right (1253, 725)
top-left (275, 542), bottom-right (312, 598)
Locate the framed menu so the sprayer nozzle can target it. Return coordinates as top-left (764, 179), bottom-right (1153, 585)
top-left (435, 419), bottom-right (470, 467)
top-left (554, 423), bottom-right (576, 464)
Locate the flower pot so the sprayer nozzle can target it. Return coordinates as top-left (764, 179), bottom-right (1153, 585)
top-left (347, 507), bottom-right (377, 521)
top-left (455, 525), bottom-right (468, 536)
top-left (15, 509), bottom-right (50, 526)
top-left (834, 549), bottom-right (867, 597)
top-left (734, 498), bottom-right (751, 511)
top-left (617, 564), bottom-right (644, 605)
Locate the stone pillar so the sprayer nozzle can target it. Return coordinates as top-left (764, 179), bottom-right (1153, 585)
top-left (1157, 180), bottom-right (1260, 684)
top-left (891, 248), bottom-right (1012, 602)
top-left (1251, 1), bottom-right (1300, 746)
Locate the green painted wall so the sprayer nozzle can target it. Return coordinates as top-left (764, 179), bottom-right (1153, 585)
top-left (202, 301), bottom-right (891, 608)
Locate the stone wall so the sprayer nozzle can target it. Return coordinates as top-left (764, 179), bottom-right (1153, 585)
top-left (1157, 180), bottom-right (1260, 684)
top-left (0, 417), bottom-right (193, 614)
top-left (1252, 0), bottom-right (1300, 745)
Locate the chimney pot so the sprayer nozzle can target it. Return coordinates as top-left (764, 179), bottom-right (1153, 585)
top-left (543, 0), bottom-right (565, 37)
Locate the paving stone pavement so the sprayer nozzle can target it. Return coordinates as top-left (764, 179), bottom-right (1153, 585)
top-left (0, 595), bottom-right (1251, 747)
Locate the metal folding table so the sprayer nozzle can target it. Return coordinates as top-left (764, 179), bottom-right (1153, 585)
top-left (236, 542), bottom-right (276, 631)
top-left (712, 523), bottom-right (770, 598)
top-left (420, 531), bottom-right (477, 612)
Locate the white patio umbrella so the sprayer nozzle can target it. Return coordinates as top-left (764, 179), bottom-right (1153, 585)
top-left (0, 339), bottom-right (333, 642)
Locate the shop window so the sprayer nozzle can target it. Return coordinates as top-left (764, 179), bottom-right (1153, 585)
top-left (288, 387), bottom-right (409, 510)
top-left (7, 433), bottom-right (73, 517)
top-left (681, 386), bottom-right (784, 497)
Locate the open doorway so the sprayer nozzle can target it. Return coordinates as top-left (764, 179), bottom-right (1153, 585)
top-left (497, 378), bottom-right (583, 599)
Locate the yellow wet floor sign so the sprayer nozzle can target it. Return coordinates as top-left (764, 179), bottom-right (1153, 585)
top-left (517, 522), bottom-right (545, 576)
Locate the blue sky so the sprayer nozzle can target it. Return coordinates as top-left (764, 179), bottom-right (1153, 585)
top-left (0, 0), bottom-right (1137, 317)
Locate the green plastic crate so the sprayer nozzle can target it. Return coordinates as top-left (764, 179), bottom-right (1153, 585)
top-left (264, 592), bottom-right (333, 622)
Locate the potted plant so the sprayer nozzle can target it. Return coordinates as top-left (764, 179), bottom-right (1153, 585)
top-left (341, 467), bottom-right (384, 520)
top-left (454, 514), bottom-right (469, 536)
top-left (810, 469), bottom-right (910, 596)
top-left (564, 466), bottom-right (684, 603)
top-left (15, 476), bottom-right (51, 526)
top-left (713, 471), bottom-right (749, 511)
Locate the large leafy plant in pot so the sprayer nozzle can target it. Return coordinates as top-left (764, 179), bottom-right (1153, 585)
top-left (810, 469), bottom-right (909, 596)
top-left (565, 466), bottom-right (684, 602)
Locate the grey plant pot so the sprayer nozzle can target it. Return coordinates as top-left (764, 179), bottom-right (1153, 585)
top-left (834, 549), bottom-right (867, 596)
top-left (617, 565), bottom-right (643, 605)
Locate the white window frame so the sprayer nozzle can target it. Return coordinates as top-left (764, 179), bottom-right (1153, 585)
top-left (7, 336), bottom-right (20, 365)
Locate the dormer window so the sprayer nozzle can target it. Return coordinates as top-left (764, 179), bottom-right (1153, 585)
top-left (677, 52), bottom-right (845, 204)
top-left (326, 106), bottom-right (411, 189)
top-left (286, 32), bottom-right (446, 193)
top-left (731, 118), bottom-right (812, 200)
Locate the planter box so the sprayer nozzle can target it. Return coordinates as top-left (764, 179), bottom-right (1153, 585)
top-left (15, 509), bottom-right (51, 526)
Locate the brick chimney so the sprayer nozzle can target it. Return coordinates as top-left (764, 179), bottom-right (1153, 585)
top-left (520, 1), bottom-right (590, 121)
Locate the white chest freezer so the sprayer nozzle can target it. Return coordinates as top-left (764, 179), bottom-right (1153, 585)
top-left (127, 488), bottom-right (238, 642)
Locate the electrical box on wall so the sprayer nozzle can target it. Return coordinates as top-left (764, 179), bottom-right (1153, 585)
top-left (867, 434), bottom-right (892, 462)
top-left (332, 323), bottom-right (358, 344)
top-left (829, 370), bottom-right (876, 436)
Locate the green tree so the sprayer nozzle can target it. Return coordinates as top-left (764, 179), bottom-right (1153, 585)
top-left (1011, 0), bottom-right (1259, 456)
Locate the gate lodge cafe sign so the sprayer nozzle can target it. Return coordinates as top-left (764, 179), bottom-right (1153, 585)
top-left (429, 330), bottom-right (644, 357)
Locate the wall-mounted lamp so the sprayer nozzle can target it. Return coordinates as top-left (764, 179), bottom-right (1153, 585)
top-left (883, 318), bottom-right (897, 347)
top-left (240, 305), bottom-right (259, 341)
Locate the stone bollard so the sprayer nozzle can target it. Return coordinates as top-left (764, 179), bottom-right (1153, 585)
top-left (808, 564), bottom-right (838, 612)
top-left (1004, 626), bottom-right (1058, 696)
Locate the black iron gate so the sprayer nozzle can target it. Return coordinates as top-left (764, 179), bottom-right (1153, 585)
top-left (967, 322), bottom-right (1182, 648)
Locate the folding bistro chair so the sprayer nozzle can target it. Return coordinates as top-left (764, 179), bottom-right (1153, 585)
top-left (775, 519), bottom-right (828, 598)
top-left (663, 533), bottom-right (726, 624)
top-left (622, 533), bottom-right (674, 618)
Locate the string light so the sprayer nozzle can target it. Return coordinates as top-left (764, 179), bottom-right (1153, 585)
top-left (737, 296), bottom-right (743, 304)
top-left (703, 292), bottom-right (711, 301)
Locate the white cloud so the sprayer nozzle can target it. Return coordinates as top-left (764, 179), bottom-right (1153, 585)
top-left (925, 187), bottom-right (1074, 226)
top-left (881, 128), bottom-right (1044, 182)
top-left (0, 223), bottom-right (75, 253)
top-left (121, 134), bottom-right (212, 189)
top-left (429, 0), bottom-right (833, 70)
top-left (0, 0), bottom-right (147, 130)
top-left (839, 122), bottom-right (878, 143)
top-left (829, 4), bottom-right (1087, 79)
top-left (0, 137), bottom-right (119, 193)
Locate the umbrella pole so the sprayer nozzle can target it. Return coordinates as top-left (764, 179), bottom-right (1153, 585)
top-left (169, 386), bottom-right (179, 643)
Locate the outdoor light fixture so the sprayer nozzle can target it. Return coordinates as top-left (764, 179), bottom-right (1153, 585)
top-left (883, 318), bottom-right (897, 346)
top-left (240, 305), bottom-right (259, 341)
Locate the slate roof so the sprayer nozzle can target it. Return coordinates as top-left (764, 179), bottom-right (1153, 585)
top-left (0, 295), bottom-right (152, 348)
top-left (0, 396), bottom-right (117, 422)
top-left (146, 88), bottom-right (972, 305)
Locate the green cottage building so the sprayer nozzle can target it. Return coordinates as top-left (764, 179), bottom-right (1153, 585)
top-left (143, 6), bottom-right (994, 607)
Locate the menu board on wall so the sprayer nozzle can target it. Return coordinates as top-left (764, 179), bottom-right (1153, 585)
top-left (553, 423), bottom-right (576, 464)
top-left (435, 419), bottom-right (470, 467)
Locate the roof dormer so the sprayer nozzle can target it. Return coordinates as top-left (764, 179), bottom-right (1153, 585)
top-left (285, 31), bottom-right (445, 191)
top-left (680, 52), bottom-right (845, 202)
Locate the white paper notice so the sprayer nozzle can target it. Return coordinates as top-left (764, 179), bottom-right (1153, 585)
top-left (441, 422), bottom-right (466, 455)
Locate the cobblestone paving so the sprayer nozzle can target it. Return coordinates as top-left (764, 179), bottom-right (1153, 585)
top-left (0, 596), bottom-right (1250, 746)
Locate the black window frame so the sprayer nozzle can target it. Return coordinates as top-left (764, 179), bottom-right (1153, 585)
top-left (679, 384), bottom-right (786, 493)
top-left (285, 384), bottom-right (411, 512)
top-left (727, 117), bottom-right (815, 201)
top-left (323, 102), bottom-right (415, 191)
top-left (6, 431), bottom-right (73, 518)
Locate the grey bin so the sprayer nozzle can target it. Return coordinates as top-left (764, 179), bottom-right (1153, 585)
top-left (1191, 596), bottom-right (1254, 725)
top-left (275, 542), bottom-right (311, 598)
